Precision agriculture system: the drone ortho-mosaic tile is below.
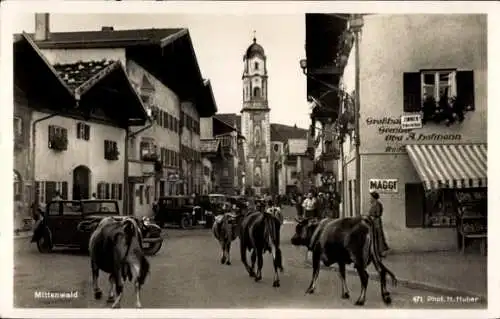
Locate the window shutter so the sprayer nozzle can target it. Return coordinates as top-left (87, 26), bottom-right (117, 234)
top-left (62, 181), bottom-right (68, 199)
top-left (76, 123), bottom-right (81, 139)
top-left (84, 124), bottom-right (90, 141)
top-left (105, 183), bottom-right (111, 199)
top-left (35, 181), bottom-right (41, 202)
top-left (118, 184), bottom-right (123, 200)
top-left (48, 126), bottom-right (54, 148)
top-left (62, 129), bottom-right (68, 150)
top-left (456, 70), bottom-right (475, 111)
top-left (97, 183), bottom-right (103, 199)
top-left (403, 72), bottom-right (421, 112)
top-left (405, 183), bottom-right (425, 227)
top-left (46, 181), bottom-right (56, 202)
top-left (111, 183), bottom-right (117, 199)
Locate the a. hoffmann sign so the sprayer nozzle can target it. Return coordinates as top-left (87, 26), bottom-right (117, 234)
top-left (369, 179), bottom-right (399, 193)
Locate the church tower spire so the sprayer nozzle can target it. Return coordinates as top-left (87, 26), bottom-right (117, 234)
top-left (241, 33), bottom-right (271, 196)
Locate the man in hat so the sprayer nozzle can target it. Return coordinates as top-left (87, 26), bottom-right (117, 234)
top-left (368, 191), bottom-right (390, 257)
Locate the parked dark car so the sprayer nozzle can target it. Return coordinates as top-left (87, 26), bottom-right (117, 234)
top-left (155, 196), bottom-right (212, 229)
top-left (31, 200), bottom-right (164, 256)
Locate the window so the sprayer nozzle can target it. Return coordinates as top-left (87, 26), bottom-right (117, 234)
top-left (35, 180), bottom-right (68, 204)
top-left (138, 185), bottom-right (144, 205)
top-left (76, 122), bottom-right (90, 141)
top-left (160, 181), bottom-right (166, 197)
top-left (274, 144), bottom-right (279, 152)
top-left (104, 140), bottom-right (119, 160)
top-left (204, 166), bottom-right (210, 176)
top-left (254, 62), bottom-right (259, 70)
top-left (14, 171), bottom-right (22, 201)
top-left (140, 138), bottom-right (157, 160)
top-left (13, 117), bottom-right (22, 137)
top-left (48, 125), bottom-right (68, 150)
top-left (111, 183), bottom-right (123, 200)
top-left (253, 87), bottom-right (261, 97)
top-left (145, 186), bottom-right (151, 205)
top-left (403, 70), bottom-right (475, 124)
top-left (405, 184), bottom-right (457, 228)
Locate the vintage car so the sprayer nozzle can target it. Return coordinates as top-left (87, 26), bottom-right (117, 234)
top-left (155, 196), bottom-right (212, 229)
top-left (31, 200), bottom-right (164, 256)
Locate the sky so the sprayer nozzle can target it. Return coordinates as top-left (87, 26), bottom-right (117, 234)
top-left (12, 13), bottom-right (311, 129)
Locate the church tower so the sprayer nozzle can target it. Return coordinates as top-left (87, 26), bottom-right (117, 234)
top-left (241, 33), bottom-right (271, 196)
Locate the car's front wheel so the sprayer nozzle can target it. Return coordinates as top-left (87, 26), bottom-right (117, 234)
top-left (179, 216), bottom-right (192, 229)
top-left (37, 232), bottom-right (53, 253)
top-left (143, 241), bottom-right (163, 256)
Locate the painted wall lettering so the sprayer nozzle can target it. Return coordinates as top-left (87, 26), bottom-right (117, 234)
top-left (365, 117), bottom-right (462, 153)
top-left (369, 179), bottom-right (399, 193)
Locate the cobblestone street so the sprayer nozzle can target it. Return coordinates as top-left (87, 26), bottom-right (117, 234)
top-left (14, 208), bottom-right (485, 309)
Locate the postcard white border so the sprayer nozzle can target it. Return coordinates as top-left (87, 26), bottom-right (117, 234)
top-left (1, 1), bottom-right (498, 318)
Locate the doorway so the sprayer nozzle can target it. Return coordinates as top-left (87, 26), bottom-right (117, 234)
top-left (72, 165), bottom-right (91, 200)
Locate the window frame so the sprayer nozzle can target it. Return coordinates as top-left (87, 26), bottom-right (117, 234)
top-left (420, 70), bottom-right (457, 105)
top-left (104, 140), bottom-right (118, 160)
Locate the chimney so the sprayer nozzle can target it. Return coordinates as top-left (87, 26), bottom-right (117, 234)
top-left (101, 26), bottom-right (114, 31)
top-left (34, 13), bottom-right (50, 41)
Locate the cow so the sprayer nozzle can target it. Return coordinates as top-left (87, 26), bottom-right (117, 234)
top-left (291, 216), bottom-right (397, 306)
top-left (265, 205), bottom-right (284, 225)
top-left (88, 217), bottom-right (150, 308)
top-left (239, 211), bottom-right (283, 287)
top-left (212, 213), bottom-right (240, 265)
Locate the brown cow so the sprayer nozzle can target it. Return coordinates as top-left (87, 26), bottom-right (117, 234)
top-left (291, 216), bottom-right (397, 306)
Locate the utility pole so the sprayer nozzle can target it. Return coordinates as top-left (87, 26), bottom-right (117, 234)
top-left (350, 14), bottom-right (364, 216)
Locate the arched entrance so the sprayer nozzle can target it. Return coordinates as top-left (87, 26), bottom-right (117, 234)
top-left (73, 165), bottom-right (91, 200)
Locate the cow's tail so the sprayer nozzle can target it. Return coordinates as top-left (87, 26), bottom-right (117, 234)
top-left (365, 217), bottom-right (397, 287)
top-left (137, 254), bottom-right (150, 286)
top-left (264, 215), bottom-right (283, 271)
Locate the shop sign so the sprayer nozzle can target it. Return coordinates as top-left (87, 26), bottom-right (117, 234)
top-left (369, 179), bottom-right (398, 193)
top-left (401, 114), bottom-right (422, 130)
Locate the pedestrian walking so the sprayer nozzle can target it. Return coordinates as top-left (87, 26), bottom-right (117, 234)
top-left (302, 192), bottom-right (317, 219)
top-left (295, 194), bottom-right (303, 218)
top-left (368, 191), bottom-right (390, 257)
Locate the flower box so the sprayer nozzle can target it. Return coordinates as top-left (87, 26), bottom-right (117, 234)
top-left (49, 135), bottom-right (68, 151)
top-left (106, 148), bottom-right (120, 161)
top-left (142, 153), bottom-right (159, 162)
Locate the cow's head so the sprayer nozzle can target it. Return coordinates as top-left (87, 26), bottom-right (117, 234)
top-left (291, 217), bottom-right (319, 247)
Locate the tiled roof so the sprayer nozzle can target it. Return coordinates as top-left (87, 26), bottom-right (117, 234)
top-left (22, 28), bottom-right (184, 49)
top-left (200, 139), bottom-right (220, 153)
top-left (270, 123), bottom-right (308, 142)
top-left (53, 60), bottom-right (115, 90)
top-left (215, 113), bottom-right (241, 132)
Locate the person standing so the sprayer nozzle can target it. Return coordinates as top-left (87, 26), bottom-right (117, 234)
top-left (295, 193), bottom-right (303, 218)
top-left (368, 191), bottom-right (390, 257)
top-left (302, 192), bottom-right (317, 219)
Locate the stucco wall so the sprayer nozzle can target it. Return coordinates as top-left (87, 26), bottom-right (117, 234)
top-left (338, 14), bottom-right (486, 252)
top-left (33, 111), bottom-right (126, 210)
top-left (200, 117), bottom-right (213, 139)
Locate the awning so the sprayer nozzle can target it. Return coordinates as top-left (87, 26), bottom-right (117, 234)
top-left (406, 144), bottom-right (487, 190)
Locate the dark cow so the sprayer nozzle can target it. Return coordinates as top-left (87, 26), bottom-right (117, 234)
top-left (88, 217), bottom-right (150, 308)
top-left (239, 211), bottom-right (283, 287)
top-left (291, 216), bottom-right (397, 306)
top-left (212, 213), bottom-right (239, 265)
